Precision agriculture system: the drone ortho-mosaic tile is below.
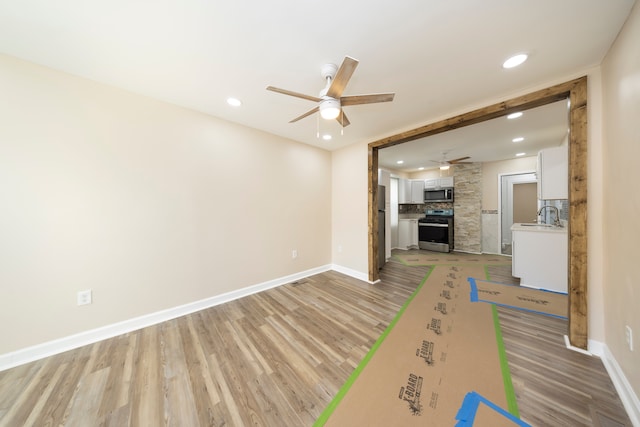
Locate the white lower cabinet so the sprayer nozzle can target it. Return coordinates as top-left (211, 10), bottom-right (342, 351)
top-left (511, 224), bottom-right (568, 293)
top-left (398, 219), bottom-right (419, 249)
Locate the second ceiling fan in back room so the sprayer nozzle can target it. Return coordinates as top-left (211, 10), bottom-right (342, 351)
top-left (430, 152), bottom-right (472, 170)
top-left (266, 56), bottom-right (395, 127)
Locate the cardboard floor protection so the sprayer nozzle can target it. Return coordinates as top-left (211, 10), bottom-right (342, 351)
top-left (316, 265), bottom-right (520, 426)
top-left (469, 278), bottom-right (568, 319)
top-left (393, 252), bottom-right (512, 267)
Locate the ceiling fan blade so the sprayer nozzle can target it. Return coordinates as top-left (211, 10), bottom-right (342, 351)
top-left (289, 106), bottom-right (319, 123)
top-left (448, 156), bottom-right (471, 164)
top-left (267, 86), bottom-right (321, 103)
top-left (326, 56), bottom-right (359, 99)
top-left (340, 93), bottom-right (395, 106)
top-left (336, 110), bottom-right (351, 127)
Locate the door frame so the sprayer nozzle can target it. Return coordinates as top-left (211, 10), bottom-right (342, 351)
top-left (498, 171), bottom-right (537, 255)
top-left (367, 76), bottom-right (588, 349)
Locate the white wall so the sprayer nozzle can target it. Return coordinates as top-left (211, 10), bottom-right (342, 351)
top-left (0, 54), bottom-right (332, 355)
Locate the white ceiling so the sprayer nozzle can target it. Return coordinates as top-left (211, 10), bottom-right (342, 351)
top-left (378, 99), bottom-right (570, 172)
top-left (0, 1), bottom-right (635, 155)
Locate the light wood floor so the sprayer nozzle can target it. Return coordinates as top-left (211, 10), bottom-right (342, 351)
top-left (0, 250), bottom-right (632, 426)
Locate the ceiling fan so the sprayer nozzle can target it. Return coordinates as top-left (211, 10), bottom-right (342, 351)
top-left (266, 56), bottom-right (394, 127)
top-left (430, 152), bottom-right (472, 169)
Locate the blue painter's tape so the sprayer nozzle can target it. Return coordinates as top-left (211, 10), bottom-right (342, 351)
top-left (479, 302), bottom-right (568, 320)
top-left (455, 391), bottom-right (531, 427)
top-left (468, 277), bottom-right (479, 302)
top-left (466, 278), bottom-right (568, 320)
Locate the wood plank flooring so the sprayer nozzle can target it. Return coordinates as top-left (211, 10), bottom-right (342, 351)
top-left (0, 250), bottom-right (632, 426)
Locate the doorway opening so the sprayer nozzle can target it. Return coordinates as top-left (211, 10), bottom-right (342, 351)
top-left (499, 172), bottom-right (537, 255)
top-left (367, 76), bottom-right (587, 348)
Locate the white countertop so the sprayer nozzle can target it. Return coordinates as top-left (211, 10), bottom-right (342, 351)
top-left (511, 223), bottom-right (567, 233)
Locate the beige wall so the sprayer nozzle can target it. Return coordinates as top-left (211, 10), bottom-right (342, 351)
top-left (0, 54), bottom-right (332, 354)
top-left (481, 156), bottom-right (537, 210)
top-left (331, 142), bottom-right (369, 276)
top-left (601, 0), bottom-right (640, 400)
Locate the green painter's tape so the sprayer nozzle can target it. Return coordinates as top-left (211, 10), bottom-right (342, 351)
top-left (313, 267), bottom-right (434, 426)
top-left (314, 266), bottom-right (520, 425)
top-left (492, 304), bottom-right (520, 417)
top-left (485, 263), bottom-right (521, 417)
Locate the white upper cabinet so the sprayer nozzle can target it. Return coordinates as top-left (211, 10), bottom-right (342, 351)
top-left (398, 178), bottom-right (410, 204)
top-left (424, 176), bottom-right (454, 189)
top-left (410, 180), bottom-right (425, 203)
top-left (537, 146), bottom-right (568, 200)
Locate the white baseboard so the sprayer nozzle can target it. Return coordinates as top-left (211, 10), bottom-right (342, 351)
top-left (0, 264), bottom-right (332, 372)
top-left (588, 338), bottom-right (606, 357)
top-left (601, 344), bottom-right (640, 427)
top-left (331, 263), bottom-right (371, 283)
top-left (564, 335), bottom-right (594, 356)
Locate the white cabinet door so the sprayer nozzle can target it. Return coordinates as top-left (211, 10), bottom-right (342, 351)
top-left (398, 178), bottom-right (410, 204)
top-left (537, 146), bottom-right (568, 200)
top-left (410, 180), bottom-right (424, 203)
top-left (439, 176), bottom-right (454, 188)
top-left (398, 219), bottom-right (411, 249)
top-left (409, 219), bottom-right (419, 247)
top-left (424, 179), bottom-right (437, 190)
top-left (425, 177), bottom-right (453, 189)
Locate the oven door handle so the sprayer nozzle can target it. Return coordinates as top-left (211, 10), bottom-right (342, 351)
top-left (419, 223), bottom-right (449, 227)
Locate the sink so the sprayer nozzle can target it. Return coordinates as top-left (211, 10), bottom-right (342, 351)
top-left (520, 223), bottom-right (554, 227)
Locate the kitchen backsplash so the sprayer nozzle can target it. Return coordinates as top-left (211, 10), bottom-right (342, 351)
top-left (399, 202), bottom-right (453, 214)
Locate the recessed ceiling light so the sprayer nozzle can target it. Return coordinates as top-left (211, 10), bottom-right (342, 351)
top-left (507, 112), bottom-right (523, 119)
top-left (503, 54), bottom-right (528, 69)
top-left (397, 160), bottom-right (404, 164)
top-left (516, 152), bottom-right (526, 157)
top-left (322, 134), bottom-right (332, 141)
top-left (226, 97), bottom-right (242, 107)
top-left (512, 137), bottom-right (524, 143)
top-left (418, 167), bottom-right (424, 170)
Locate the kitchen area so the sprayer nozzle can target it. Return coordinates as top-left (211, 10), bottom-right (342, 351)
top-left (379, 142), bottom-right (569, 294)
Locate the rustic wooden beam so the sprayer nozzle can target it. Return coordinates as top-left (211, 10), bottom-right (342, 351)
top-left (368, 147), bottom-right (379, 282)
top-left (367, 76), bottom-right (589, 348)
top-left (568, 77), bottom-right (588, 349)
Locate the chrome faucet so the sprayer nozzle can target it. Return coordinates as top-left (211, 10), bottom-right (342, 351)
top-left (537, 205), bottom-right (562, 227)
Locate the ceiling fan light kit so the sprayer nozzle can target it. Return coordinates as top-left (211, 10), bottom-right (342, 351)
top-left (319, 98), bottom-right (341, 120)
top-left (267, 56), bottom-right (395, 128)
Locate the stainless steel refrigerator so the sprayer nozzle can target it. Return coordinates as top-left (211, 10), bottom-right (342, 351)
top-left (378, 185), bottom-right (386, 269)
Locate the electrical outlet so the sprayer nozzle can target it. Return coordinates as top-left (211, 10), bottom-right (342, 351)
top-left (626, 325), bottom-right (633, 351)
top-left (77, 289), bottom-right (92, 306)
top-left (292, 249), bottom-right (298, 259)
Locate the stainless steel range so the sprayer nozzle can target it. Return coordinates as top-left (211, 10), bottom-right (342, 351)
top-left (418, 209), bottom-right (454, 253)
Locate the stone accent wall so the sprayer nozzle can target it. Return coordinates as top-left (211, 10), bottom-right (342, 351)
top-left (453, 164), bottom-right (482, 253)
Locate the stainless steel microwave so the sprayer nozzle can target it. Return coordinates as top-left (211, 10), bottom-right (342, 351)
top-left (424, 187), bottom-right (454, 203)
